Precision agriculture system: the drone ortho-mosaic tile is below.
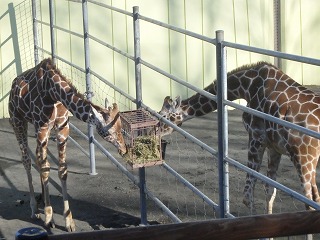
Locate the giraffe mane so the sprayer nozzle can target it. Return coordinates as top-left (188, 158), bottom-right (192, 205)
top-left (39, 58), bottom-right (88, 102)
top-left (227, 61), bottom-right (276, 76)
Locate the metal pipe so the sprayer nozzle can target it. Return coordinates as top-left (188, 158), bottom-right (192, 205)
top-left (273, 0), bottom-right (281, 68)
top-left (140, 58), bottom-right (217, 102)
top-left (144, 187), bottom-right (182, 223)
top-left (216, 30), bottom-right (229, 218)
top-left (82, 0), bottom-right (96, 175)
top-left (225, 156), bottom-right (320, 210)
top-left (88, 33), bottom-right (134, 61)
top-left (224, 41), bottom-right (320, 67)
top-left (161, 163), bottom-right (232, 218)
top-left (31, 0), bottom-right (39, 65)
top-left (133, 6), bottom-right (148, 225)
top-left (48, 0), bottom-right (56, 63)
top-left (68, 136), bottom-right (90, 158)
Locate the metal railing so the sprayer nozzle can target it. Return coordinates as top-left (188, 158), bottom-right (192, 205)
top-left (31, 0), bottom-right (320, 227)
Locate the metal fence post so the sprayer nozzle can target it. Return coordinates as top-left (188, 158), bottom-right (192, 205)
top-left (133, 6), bottom-right (148, 226)
top-left (48, 0), bottom-right (56, 64)
top-left (273, 0), bottom-right (281, 68)
top-left (82, 0), bottom-right (97, 175)
top-left (31, 0), bottom-right (39, 65)
top-left (216, 30), bottom-right (230, 218)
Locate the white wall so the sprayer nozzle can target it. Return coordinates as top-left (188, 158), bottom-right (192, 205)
top-left (1, 0), bottom-right (320, 118)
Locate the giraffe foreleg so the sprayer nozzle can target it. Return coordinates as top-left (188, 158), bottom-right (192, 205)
top-left (265, 148), bottom-right (281, 214)
top-left (56, 123), bottom-right (75, 232)
top-left (36, 130), bottom-right (55, 229)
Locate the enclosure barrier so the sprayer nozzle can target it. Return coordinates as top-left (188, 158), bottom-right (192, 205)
top-left (47, 210), bottom-right (320, 240)
top-left (30, 0), bottom-right (320, 235)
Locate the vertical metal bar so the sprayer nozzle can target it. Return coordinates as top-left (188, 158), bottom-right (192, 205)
top-left (82, 0), bottom-right (97, 175)
top-left (273, 0), bottom-right (281, 68)
top-left (133, 6), bottom-right (142, 109)
top-left (133, 6), bottom-right (147, 226)
top-left (49, 0), bottom-right (56, 64)
top-left (31, 0), bottom-right (39, 65)
top-left (216, 30), bottom-right (229, 218)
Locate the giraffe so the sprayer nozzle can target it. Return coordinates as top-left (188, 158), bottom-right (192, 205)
top-left (159, 61), bottom-right (320, 214)
top-left (8, 58), bottom-right (127, 232)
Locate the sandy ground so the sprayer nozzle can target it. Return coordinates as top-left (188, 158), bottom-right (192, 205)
top-left (1, 98), bottom-right (320, 239)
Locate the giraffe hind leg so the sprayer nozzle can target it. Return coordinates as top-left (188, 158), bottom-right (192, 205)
top-left (243, 137), bottom-right (266, 214)
top-left (265, 148), bottom-right (281, 214)
top-left (10, 118), bottom-right (40, 219)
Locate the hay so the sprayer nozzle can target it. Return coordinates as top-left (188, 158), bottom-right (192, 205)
top-left (126, 136), bottom-right (161, 164)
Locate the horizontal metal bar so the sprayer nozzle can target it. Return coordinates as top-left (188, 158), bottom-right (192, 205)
top-left (224, 41), bottom-right (320, 67)
top-left (70, 122), bottom-right (182, 223)
top-left (53, 24), bottom-right (83, 38)
top-left (140, 58), bottom-right (217, 102)
top-left (138, 14), bottom-right (216, 45)
top-left (162, 163), bottom-right (235, 218)
top-left (144, 188), bottom-right (182, 223)
top-left (142, 103), bottom-right (320, 210)
top-left (142, 103), bottom-right (218, 158)
top-left (88, 33), bottom-right (134, 61)
top-left (69, 122), bottom-right (89, 141)
top-left (35, 19), bottom-right (49, 26)
top-left (53, 54), bottom-right (86, 73)
top-left (68, 136), bottom-right (90, 158)
top-left (225, 156), bottom-right (320, 210)
top-left (89, 69), bottom-right (136, 103)
top-left (37, 46), bottom-right (51, 56)
top-left (36, 19), bottom-right (83, 38)
top-left (87, 0), bottom-right (133, 17)
top-left (92, 138), bottom-right (140, 186)
top-left (225, 100), bottom-right (320, 140)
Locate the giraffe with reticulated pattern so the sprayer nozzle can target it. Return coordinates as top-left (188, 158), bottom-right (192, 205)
top-left (160, 62), bottom-right (320, 214)
top-left (9, 58), bottom-right (127, 231)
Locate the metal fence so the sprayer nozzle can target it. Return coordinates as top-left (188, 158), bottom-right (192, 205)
top-left (31, 0), bottom-right (320, 228)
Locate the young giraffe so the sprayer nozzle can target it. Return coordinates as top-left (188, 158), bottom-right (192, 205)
top-left (160, 61), bottom-right (320, 214)
top-left (8, 58), bottom-right (127, 231)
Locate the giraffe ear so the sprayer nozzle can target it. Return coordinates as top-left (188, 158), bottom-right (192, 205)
top-left (90, 107), bottom-right (104, 124)
top-left (105, 98), bottom-right (110, 109)
top-left (173, 96), bottom-right (181, 110)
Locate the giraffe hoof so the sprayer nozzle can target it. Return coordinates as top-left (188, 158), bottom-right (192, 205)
top-left (66, 219), bottom-right (76, 232)
top-left (242, 197), bottom-right (250, 208)
top-left (31, 213), bottom-right (41, 219)
top-left (45, 220), bottom-right (56, 229)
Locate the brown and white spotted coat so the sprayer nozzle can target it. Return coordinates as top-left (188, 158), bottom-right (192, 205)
top-left (160, 62), bottom-right (320, 214)
top-left (8, 58), bottom-right (126, 231)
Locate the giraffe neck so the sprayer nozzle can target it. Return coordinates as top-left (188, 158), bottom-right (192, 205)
top-left (179, 62), bottom-right (276, 121)
top-left (39, 58), bottom-right (100, 123)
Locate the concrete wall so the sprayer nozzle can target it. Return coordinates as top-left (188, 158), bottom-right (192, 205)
top-left (1, 0), bottom-right (320, 118)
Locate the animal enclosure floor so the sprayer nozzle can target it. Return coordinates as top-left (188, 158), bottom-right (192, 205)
top-left (0, 105), bottom-right (320, 239)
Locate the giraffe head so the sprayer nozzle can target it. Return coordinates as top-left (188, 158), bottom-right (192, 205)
top-left (158, 96), bottom-right (186, 136)
top-left (90, 102), bottom-right (127, 156)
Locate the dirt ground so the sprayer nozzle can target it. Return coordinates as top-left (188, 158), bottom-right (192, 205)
top-left (1, 95), bottom-right (320, 239)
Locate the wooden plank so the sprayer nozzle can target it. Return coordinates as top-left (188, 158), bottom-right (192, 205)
top-left (49, 210), bottom-right (320, 240)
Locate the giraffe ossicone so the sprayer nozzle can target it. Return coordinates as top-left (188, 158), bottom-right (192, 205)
top-left (9, 58), bottom-right (126, 232)
top-left (159, 61), bottom-right (320, 214)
